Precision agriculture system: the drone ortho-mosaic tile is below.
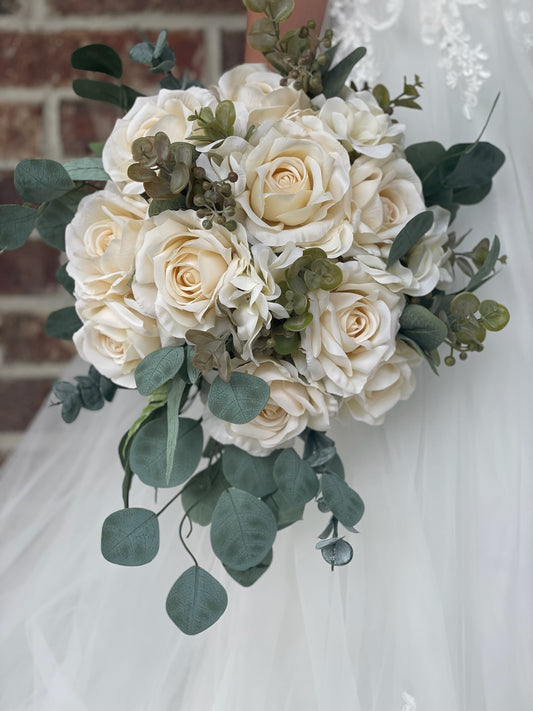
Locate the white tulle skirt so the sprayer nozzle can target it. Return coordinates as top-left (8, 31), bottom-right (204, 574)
top-left (2, 2), bottom-right (532, 707)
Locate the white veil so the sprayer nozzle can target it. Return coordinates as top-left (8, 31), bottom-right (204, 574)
top-left (1, 1), bottom-right (532, 709)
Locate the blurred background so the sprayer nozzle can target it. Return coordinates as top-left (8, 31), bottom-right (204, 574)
top-left (0, 0), bottom-right (247, 463)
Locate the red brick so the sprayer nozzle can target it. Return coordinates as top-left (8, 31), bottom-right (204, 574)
top-left (0, 171), bottom-right (19, 205)
top-left (0, 31), bottom-right (204, 88)
top-left (222, 30), bottom-right (246, 72)
top-left (60, 100), bottom-right (119, 157)
top-left (0, 379), bottom-right (54, 431)
top-left (49, 0), bottom-right (244, 13)
top-left (1, 314), bottom-right (76, 364)
top-left (0, 240), bottom-right (60, 295)
top-left (0, 104), bottom-right (42, 159)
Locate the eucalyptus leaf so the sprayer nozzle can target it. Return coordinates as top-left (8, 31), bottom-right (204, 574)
top-left (268, 0), bottom-right (294, 22)
top-left (45, 307), bottom-right (82, 340)
top-left (322, 46), bottom-right (366, 98)
top-left (36, 190), bottom-right (81, 251)
top-left (135, 345), bottom-right (185, 396)
top-left (182, 462), bottom-right (228, 526)
top-left (224, 549), bottom-right (273, 587)
top-left (129, 416), bottom-right (203, 488)
top-left (71, 44), bottom-right (123, 78)
top-left (320, 538), bottom-right (354, 567)
top-left (166, 566), bottom-right (227, 635)
top-left (453, 181), bottom-right (492, 205)
top-left (0, 204), bottom-right (36, 250)
top-left (263, 489), bottom-right (304, 530)
top-left (211, 488), bottom-right (277, 571)
top-left (321, 474), bottom-right (364, 528)
top-left (165, 377), bottom-right (186, 484)
top-left (72, 79), bottom-right (143, 112)
top-left (465, 236), bottom-right (501, 292)
top-left (74, 375), bottom-right (105, 410)
top-left (208, 372), bottom-right (270, 424)
top-left (148, 195), bottom-right (186, 217)
top-left (222, 445), bottom-right (278, 497)
top-left (386, 210), bottom-right (434, 267)
top-left (129, 41), bottom-right (155, 65)
top-left (398, 334), bottom-right (439, 375)
top-left (63, 157), bottom-right (110, 182)
top-left (273, 448), bottom-right (319, 506)
top-left (52, 380), bottom-right (82, 423)
top-left (55, 263), bottom-right (75, 295)
top-left (405, 141), bottom-right (446, 195)
top-left (14, 159), bottom-right (75, 203)
top-left (153, 30), bottom-right (168, 59)
top-left (399, 304), bottom-right (448, 351)
top-left (101, 507), bottom-right (159, 566)
top-left (442, 142), bottom-right (505, 189)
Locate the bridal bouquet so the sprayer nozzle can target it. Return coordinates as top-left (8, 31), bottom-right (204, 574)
top-left (0, 0), bottom-right (509, 634)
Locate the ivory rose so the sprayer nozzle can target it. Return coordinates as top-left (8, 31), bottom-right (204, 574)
top-left (295, 261), bottom-right (404, 397)
top-left (237, 118), bottom-right (352, 257)
top-left (215, 63), bottom-right (312, 127)
top-left (204, 358), bottom-right (338, 456)
top-left (66, 184), bottom-right (147, 304)
top-left (341, 341), bottom-right (422, 425)
top-left (102, 87), bottom-right (217, 193)
top-left (73, 297), bottom-right (161, 388)
top-left (307, 90), bottom-right (404, 158)
top-left (132, 210), bottom-right (251, 342)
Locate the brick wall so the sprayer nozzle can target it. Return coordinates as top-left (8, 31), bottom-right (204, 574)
top-left (0, 0), bottom-right (247, 461)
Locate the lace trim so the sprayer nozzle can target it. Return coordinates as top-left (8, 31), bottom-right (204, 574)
top-left (325, 0), bottom-right (491, 118)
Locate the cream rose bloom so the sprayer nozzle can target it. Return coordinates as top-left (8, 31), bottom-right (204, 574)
top-left (73, 297), bottom-right (161, 388)
top-left (132, 210), bottom-right (251, 342)
top-left (66, 184), bottom-right (147, 304)
top-left (215, 63), bottom-right (312, 128)
top-left (295, 261), bottom-right (404, 397)
top-left (341, 341), bottom-right (422, 425)
top-left (102, 87), bottom-right (217, 193)
top-left (237, 118), bottom-right (352, 257)
top-left (349, 155), bottom-right (426, 247)
top-left (203, 358), bottom-right (338, 456)
top-left (219, 243), bottom-right (302, 361)
top-left (307, 90), bottom-right (404, 158)
top-left (352, 205), bottom-right (452, 296)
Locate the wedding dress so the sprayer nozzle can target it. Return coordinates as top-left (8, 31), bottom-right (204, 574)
top-left (1, 1), bottom-right (532, 709)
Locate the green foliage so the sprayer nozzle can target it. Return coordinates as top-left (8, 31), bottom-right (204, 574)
top-left (320, 473), bottom-right (365, 528)
top-left (129, 415), bottom-right (203, 488)
top-left (263, 489), bottom-right (305, 529)
top-left (464, 235), bottom-right (501, 292)
top-left (36, 189), bottom-right (83, 251)
top-left (273, 448), bottom-right (319, 506)
top-left (224, 549), bottom-right (273, 587)
top-left (208, 372), bottom-right (270, 424)
top-left (165, 376), bottom-right (186, 484)
top-left (373, 75), bottom-right (423, 114)
top-left (14, 159), bottom-right (75, 203)
top-left (182, 462), bottom-right (229, 526)
top-left (63, 157), bottom-right (110, 182)
top-left (130, 30), bottom-right (176, 74)
top-left (317, 537), bottom-right (353, 567)
top-left (134, 345), bottom-right (185, 396)
top-left (52, 381), bottom-right (81, 423)
top-left (55, 263), bottom-right (75, 295)
top-left (72, 79), bottom-right (142, 112)
top-left (101, 507), bottom-right (159, 566)
top-left (222, 445), bottom-right (278, 497)
top-left (0, 204), bottom-right (36, 250)
top-left (52, 366), bottom-right (118, 423)
top-left (386, 210), bottom-right (434, 268)
top-left (166, 566), bottom-right (227, 635)
top-left (74, 375), bottom-right (105, 410)
top-left (399, 304), bottom-right (448, 351)
top-left (321, 46), bottom-right (366, 98)
top-left (210, 488), bottom-right (277, 571)
top-left (45, 306), bottom-right (82, 340)
top-left (71, 44), bottom-right (123, 78)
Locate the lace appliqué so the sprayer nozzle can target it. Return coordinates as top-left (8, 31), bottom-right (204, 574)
top-left (420, 0), bottom-right (491, 118)
top-left (401, 691), bottom-right (417, 710)
top-left (504, 0), bottom-right (533, 57)
top-left (325, 0), bottom-right (491, 118)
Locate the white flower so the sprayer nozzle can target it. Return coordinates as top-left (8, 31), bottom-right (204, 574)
top-left (349, 155), bottom-right (426, 247)
top-left (219, 243), bottom-right (302, 361)
top-left (66, 183), bottom-right (147, 304)
top-left (215, 63), bottom-right (312, 128)
top-left (237, 118), bottom-right (352, 256)
top-left (295, 261), bottom-right (404, 397)
top-left (132, 210), bottom-right (251, 342)
top-left (341, 341), bottom-right (422, 425)
top-left (308, 90), bottom-right (404, 158)
top-left (352, 206), bottom-right (452, 296)
top-left (203, 358), bottom-right (338, 456)
top-left (73, 297), bottom-right (161, 388)
top-left (102, 87), bottom-right (217, 193)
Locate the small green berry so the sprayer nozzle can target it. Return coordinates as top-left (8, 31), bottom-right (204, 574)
top-left (202, 219), bottom-right (213, 230)
top-left (444, 355), bottom-right (456, 366)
